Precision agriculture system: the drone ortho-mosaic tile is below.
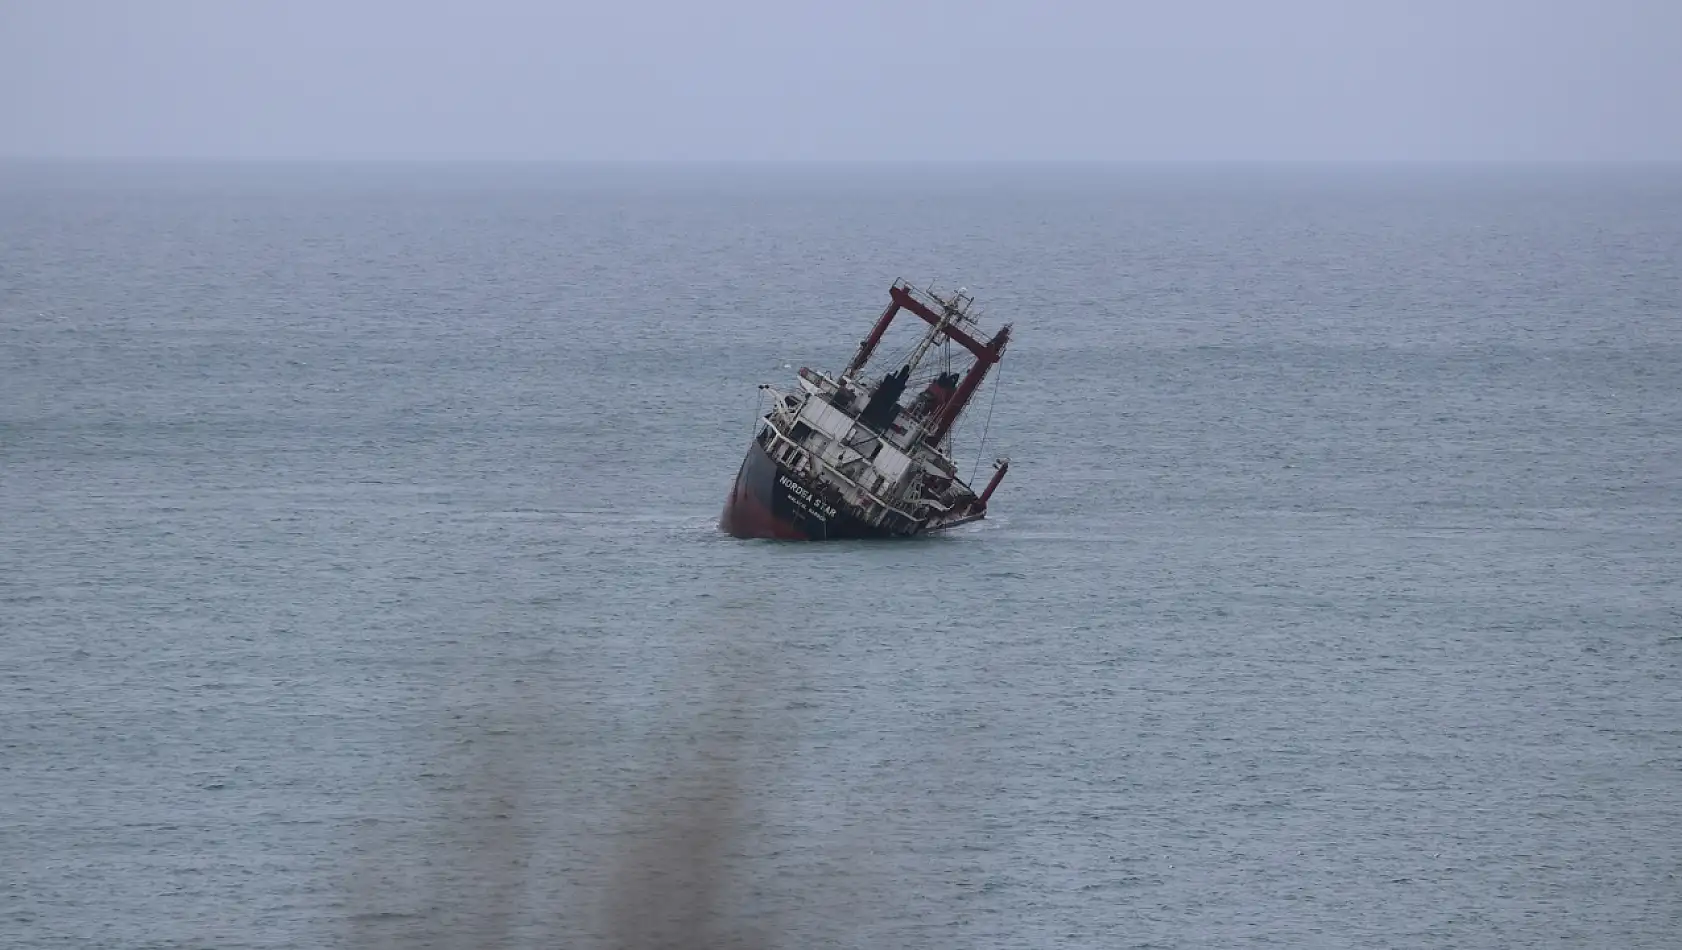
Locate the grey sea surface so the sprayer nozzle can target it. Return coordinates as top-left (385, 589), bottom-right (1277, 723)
top-left (2, 162), bottom-right (1680, 949)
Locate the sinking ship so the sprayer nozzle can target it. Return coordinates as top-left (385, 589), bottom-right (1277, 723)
top-left (721, 280), bottom-right (1013, 540)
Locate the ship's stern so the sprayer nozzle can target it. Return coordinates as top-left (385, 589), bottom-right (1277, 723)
top-left (719, 439), bottom-right (808, 540)
top-left (720, 438), bottom-right (896, 541)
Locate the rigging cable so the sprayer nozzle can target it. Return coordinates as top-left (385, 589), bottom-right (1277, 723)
top-left (749, 385), bottom-right (766, 441)
top-left (969, 358), bottom-right (1004, 485)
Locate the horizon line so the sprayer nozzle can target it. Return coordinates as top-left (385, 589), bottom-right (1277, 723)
top-left (4, 155), bottom-right (1681, 167)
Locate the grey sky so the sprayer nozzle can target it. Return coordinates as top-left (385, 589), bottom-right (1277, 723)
top-left (3, 0), bottom-right (1679, 161)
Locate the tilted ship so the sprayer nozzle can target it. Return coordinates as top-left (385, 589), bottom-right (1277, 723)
top-left (720, 280), bottom-right (1013, 540)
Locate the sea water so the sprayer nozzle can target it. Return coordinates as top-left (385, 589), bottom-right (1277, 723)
top-left (3, 162), bottom-right (1679, 948)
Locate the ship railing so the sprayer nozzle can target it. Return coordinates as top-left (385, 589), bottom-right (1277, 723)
top-left (796, 366), bottom-right (833, 387)
top-left (757, 384), bottom-right (802, 421)
top-left (761, 420), bottom-right (920, 523)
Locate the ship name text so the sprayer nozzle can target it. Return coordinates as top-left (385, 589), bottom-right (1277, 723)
top-left (779, 474), bottom-right (838, 520)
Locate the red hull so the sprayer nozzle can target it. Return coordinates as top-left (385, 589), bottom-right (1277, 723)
top-left (720, 456), bottom-right (808, 540)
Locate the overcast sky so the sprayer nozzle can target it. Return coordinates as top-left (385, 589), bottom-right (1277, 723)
top-left (2, 0), bottom-right (1678, 161)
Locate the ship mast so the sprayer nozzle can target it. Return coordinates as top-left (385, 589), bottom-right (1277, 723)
top-left (928, 322), bottom-right (1008, 443)
top-left (902, 291), bottom-right (959, 376)
top-left (836, 280), bottom-right (1012, 444)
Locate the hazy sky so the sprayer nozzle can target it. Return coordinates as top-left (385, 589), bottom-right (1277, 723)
top-left (3, 0), bottom-right (1679, 161)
